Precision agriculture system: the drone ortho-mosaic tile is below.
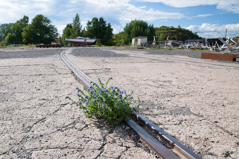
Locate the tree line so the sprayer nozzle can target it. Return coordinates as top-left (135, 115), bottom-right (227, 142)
top-left (0, 15), bottom-right (58, 46)
top-left (0, 13), bottom-right (201, 46)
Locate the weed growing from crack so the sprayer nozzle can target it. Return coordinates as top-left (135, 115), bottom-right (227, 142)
top-left (66, 77), bottom-right (140, 125)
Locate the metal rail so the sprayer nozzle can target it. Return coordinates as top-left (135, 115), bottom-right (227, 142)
top-left (61, 49), bottom-right (202, 159)
top-left (132, 112), bottom-right (202, 159)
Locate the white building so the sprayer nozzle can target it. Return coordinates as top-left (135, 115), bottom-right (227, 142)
top-left (132, 36), bottom-right (147, 46)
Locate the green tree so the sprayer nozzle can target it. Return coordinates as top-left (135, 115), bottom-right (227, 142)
top-left (0, 16), bottom-right (28, 44)
top-left (81, 27), bottom-right (87, 37)
top-left (146, 24), bottom-right (155, 42)
top-left (5, 33), bottom-right (16, 45)
top-left (62, 24), bottom-right (73, 45)
top-left (22, 14), bottom-right (58, 44)
top-left (103, 23), bottom-right (113, 45)
top-left (11, 15), bottom-right (29, 44)
top-left (158, 34), bottom-right (166, 42)
top-left (85, 17), bottom-right (113, 45)
top-left (0, 23), bottom-right (13, 41)
top-left (85, 17), bottom-right (99, 38)
top-left (113, 32), bottom-right (124, 46)
top-left (0, 40), bottom-right (6, 47)
top-left (61, 13), bottom-right (82, 45)
top-left (123, 20), bottom-right (154, 44)
top-left (71, 13), bottom-right (82, 38)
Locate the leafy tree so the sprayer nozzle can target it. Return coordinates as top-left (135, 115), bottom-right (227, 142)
top-left (22, 14), bottom-right (58, 44)
top-left (61, 13), bottom-right (82, 45)
top-left (95, 39), bottom-right (102, 46)
top-left (71, 13), bottom-right (82, 38)
top-left (103, 23), bottom-right (113, 45)
top-left (11, 16), bottom-right (29, 44)
top-left (62, 24), bottom-right (73, 45)
top-left (85, 17), bottom-right (98, 38)
top-left (85, 17), bottom-right (113, 45)
top-left (0, 40), bottom-right (6, 47)
top-left (0, 16), bottom-right (28, 44)
top-left (146, 24), bottom-right (155, 42)
top-left (81, 27), bottom-right (87, 37)
top-left (5, 33), bottom-right (16, 44)
top-left (158, 33), bottom-right (166, 42)
top-left (98, 17), bottom-right (107, 43)
top-left (0, 23), bottom-right (13, 41)
top-left (113, 32), bottom-right (124, 46)
top-left (123, 20), bottom-right (154, 44)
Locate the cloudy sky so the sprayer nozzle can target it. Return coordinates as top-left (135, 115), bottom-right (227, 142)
top-left (0, 0), bottom-right (238, 38)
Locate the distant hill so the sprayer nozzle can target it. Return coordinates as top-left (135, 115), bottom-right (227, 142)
top-left (155, 26), bottom-right (202, 42)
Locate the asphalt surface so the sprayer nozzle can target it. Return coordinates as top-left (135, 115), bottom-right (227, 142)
top-left (0, 49), bottom-right (63, 59)
top-left (0, 47), bottom-right (201, 59)
top-left (71, 48), bottom-right (128, 57)
top-left (146, 49), bottom-right (202, 59)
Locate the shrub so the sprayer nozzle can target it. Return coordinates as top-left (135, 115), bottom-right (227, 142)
top-left (67, 77), bottom-right (138, 125)
top-left (95, 39), bottom-right (102, 46)
top-left (0, 40), bottom-right (6, 48)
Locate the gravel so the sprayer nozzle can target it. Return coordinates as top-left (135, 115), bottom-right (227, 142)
top-left (146, 49), bottom-right (202, 59)
top-left (0, 48), bottom-right (63, 59)
top-left (0, 47), bottom-right (201, 59)
top-left (110, 48), bottom-right (202, 59)
top-left (71, 47), bottom-right (128, 57)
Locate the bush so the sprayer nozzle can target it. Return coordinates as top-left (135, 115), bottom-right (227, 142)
top-left (0, 40), bottom-right (6, 47)
top-left (67, 77), bottom-right (138, 125)
top-left (96, 39), bottom-right (102, 46)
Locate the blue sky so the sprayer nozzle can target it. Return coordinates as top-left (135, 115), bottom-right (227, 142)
top-left (0, 0), bottom-right (238, 38)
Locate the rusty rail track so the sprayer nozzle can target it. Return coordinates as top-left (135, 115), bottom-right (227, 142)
top-left (61, 49), bottom-right (202, 159)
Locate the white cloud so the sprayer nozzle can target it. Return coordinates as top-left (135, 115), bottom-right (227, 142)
top-left (196, 14), bottom-right (213, 18)
top-left (217, 0), bottom-right (239, 14)
top-left (137, 0), bottom-right (239, 13)
top-left (0, 0), bottom-right (56, 23)
top-left (137, 0), bottom-right (219, 7)
top-left (0, 0), bottom-right (237, 37)
top-left (64, 0), bottom-right (184, 33)
top-left (140, 6), bottom-right (146, 8)
top-left (67, 0), bottom-right (183, 21)
top-left (187, 23), bottom-right (239, 38)
top-left (0, 0), bottom-right (184, 34)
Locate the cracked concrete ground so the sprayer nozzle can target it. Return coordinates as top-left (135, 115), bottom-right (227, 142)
top-left (0, 48), bottom-right (157, 159)
top-left (66, 47), bottom-right (239, 159)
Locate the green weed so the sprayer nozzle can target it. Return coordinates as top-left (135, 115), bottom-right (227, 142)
top-left (66, 77), bottom-right (140, 125)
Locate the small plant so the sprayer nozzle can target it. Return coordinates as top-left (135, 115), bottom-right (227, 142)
top-left (66, 77), bottom-right (139, 125)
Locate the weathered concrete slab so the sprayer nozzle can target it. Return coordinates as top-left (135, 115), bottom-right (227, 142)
top-left (0, 48), bottom-right (156, 159)
top-left (66, 47), bottom-right (239, 158)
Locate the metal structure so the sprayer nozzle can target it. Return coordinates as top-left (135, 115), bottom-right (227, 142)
top-left (217, 37), bottom-right (239, 53)
top-left (60, 49), bottom-right (202, 159)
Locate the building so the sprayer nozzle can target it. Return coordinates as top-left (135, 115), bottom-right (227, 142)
top-left (185, 39), bottom-right (205, 45)
top-left (132, 36), bottom-right (147, 46)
